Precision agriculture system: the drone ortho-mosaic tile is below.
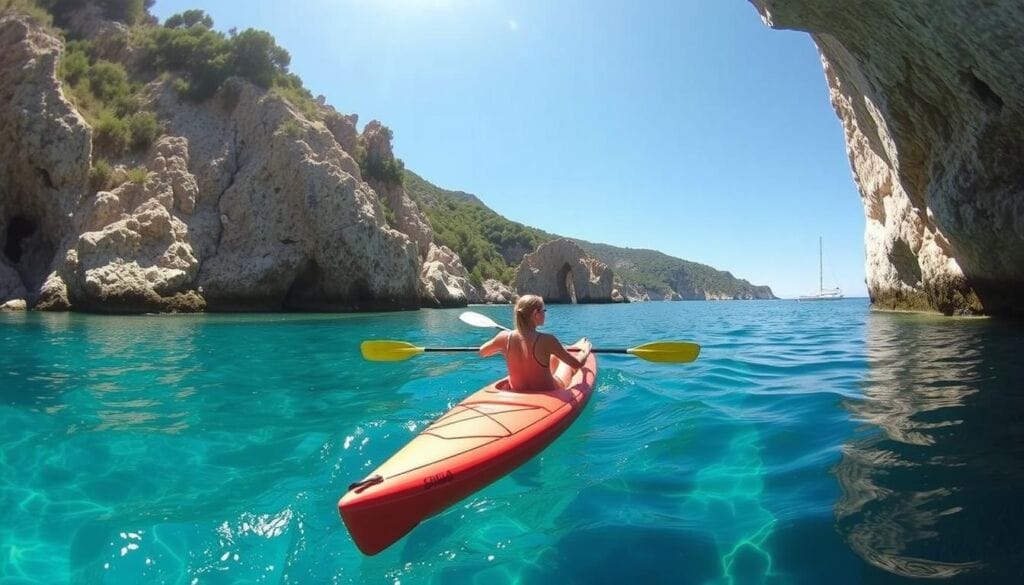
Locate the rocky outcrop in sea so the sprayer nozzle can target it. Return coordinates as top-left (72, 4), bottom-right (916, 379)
top-left (420, 243), bottom-right (481, 307)
top-left (480, 278), bottom-right (515, 304)
top-left (513, 239), bottom-right (617, 304)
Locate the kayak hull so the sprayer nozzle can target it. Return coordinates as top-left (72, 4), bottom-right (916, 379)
top-left (339, 339), bottom-right (596, 555)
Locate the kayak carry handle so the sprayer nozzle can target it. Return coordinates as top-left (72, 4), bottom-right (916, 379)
top-left (348, 474), bottom-right (384, 494)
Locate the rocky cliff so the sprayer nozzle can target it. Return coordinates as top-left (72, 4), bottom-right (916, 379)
top-left (750, 0), bottom-right (1024, 316)
top-left (1, 5), bottom-right (776, 313)
top-left (0, 13), bottom-right (477, 312)
top-left (0, 15), bottom-right (90, 307)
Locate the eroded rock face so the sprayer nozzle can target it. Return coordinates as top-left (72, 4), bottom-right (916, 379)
top-left (620, 282), bottom-right (651, 302)
top-left (324, 109), bottom-right (359, 155)
top-left (420, 243), bottom-right (481, 307)
top-left (0, 16), bottom-right (507, 313)
top-left (0, 16), bottom-right (91, 306)
top-left (514, 238), bottom-right (616, 303)
top-left (65, 4), bottom-right (136, 65)
top-left (481, 278), bottom-right (515, 304)
top-left (181, 83), bottom-right (422, 311)
top-left (750, 0), bottom-right (1024, 316)
top-left (0, 298), bottom-right (27, 311)
top-left (44, 137), bottom-right (205, 312)
top-left (0, 262), bottom-right (24, 302)
top-left (33, 78), bottom-right (424, 312)
top-left (1, 12), bottom-right (429, 312)
top-left (358, 120), bottom-right (481, 307)
top-left (668, 270), bottom-right (776, 301)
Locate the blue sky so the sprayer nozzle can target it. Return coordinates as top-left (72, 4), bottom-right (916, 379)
top-left (152, 0), bottom-right (867, 299)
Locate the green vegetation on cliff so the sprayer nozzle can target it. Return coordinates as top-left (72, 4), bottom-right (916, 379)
top-left (1, 0), bottom-right (53, 26)
top-left (571, 241), bottom-right (776, 299)
top-left (139, 12), bottom-right (299, 101)
top-left (404, 170), bottom-right (553, 285)
top-left (12, 1), bottom-right (321, 187)
top-left (37, 0), bottom-right (296, 102)
top-left (355, 125), bottom-right (406, 185)
top-left (59, 41), bottom-right (158, 157)
top-left (406, 171), bottom-right (775, 299)
top-left (44, 0), bottom-right (152, 26)
top-left (22, 1), bottom-right (309, 126)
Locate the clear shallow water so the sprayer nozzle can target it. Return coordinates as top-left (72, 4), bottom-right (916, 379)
top-left (1, 300), bottom-right (1022, 584)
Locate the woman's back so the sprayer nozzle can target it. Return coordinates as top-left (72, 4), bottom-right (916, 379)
top-left (477, 294), bottom-right (590, 392)
top-left (503, 331), bottom-right (561, 392)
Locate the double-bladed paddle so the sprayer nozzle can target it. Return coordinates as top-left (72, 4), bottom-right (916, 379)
top-left (361, 310), bottom-right (700, 363)
top-left (360, 340), bottom-right (701, 363)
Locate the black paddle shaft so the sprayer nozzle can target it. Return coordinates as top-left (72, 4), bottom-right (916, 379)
top-left (419, 346), bottom-right (626, 354)
top-left (422, 347), bottom-right (625, 354)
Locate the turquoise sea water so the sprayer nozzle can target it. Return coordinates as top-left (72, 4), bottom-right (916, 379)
top-left (2, 300), bottom-right (1022, 584)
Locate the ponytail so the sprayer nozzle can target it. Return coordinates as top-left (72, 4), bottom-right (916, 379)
top-left (514, 294), bottom-right (544, 332)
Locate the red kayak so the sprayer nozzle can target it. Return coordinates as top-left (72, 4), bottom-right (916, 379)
top-left (339, 338), bottom-right (596, 555)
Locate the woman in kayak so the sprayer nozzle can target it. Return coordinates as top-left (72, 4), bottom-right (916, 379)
top-left (478, 294), bottom-right (591, 391)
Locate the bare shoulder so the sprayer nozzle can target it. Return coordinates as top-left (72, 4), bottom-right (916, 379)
top-left (482, 329), bottom-right (510, 351)
top-left (537, 332), bottom-right (562, 350)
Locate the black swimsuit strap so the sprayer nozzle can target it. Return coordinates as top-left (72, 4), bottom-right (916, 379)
top-left (508, 331), bottom-right (550, 370)
top-left (531, 334), bottom-right (548, 368)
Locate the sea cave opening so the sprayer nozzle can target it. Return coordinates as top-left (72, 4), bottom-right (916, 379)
top-left (3, 216), bottom-right (36, 265)
top-left (557, 262), bottom-right (577, 304)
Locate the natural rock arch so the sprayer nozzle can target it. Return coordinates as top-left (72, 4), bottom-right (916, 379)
top-left (513, 239), bottom-right (616, 304)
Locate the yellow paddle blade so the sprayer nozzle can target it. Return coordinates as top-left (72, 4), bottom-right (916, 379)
top-left (360, 340), bottom-right (425, 362)
top-left (626, 341), bottom-right (701, 363)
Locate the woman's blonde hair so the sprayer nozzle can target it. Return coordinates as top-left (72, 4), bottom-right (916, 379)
top-left (514, 294), bottom-right (545, 332)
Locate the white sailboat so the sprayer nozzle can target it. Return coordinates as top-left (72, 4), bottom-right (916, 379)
top-left (798, 237), bottom-right (843, 301)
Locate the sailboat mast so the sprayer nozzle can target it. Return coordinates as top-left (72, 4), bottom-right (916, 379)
top-left (819, 236), bottom-right (823, 293)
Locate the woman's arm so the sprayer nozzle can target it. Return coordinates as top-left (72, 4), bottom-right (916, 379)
top-left (479, 330), bottom-right (509, 358)
top-left (544, 334), bottom-right (587, 370)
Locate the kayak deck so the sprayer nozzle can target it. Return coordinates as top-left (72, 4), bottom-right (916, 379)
top-left (339, 339), bottom-right (596, 555)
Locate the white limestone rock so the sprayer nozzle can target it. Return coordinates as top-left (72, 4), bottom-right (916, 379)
top-left (359, 121), bottom-right (434, 257)
top-left (481, 278), bottom-right (515, 304)
top-left (513, 238), bottom-right (615, 303)
top-left (0, 298), bottom-right (26, 311)
top-left (0, 16), bottom-right (483, 313)
top-left (420, 243), bottom-right (481, 307)
top-left (187, 84), bottom-right (421, 310)
top-left (749, 0), bottom-right (1023, 315)
top-left (50, 137), bottom-right (205, 312)
top-left (0, 16), bottom-right (90, 306)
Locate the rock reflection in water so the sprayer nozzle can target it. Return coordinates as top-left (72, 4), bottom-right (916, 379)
top-left (834, 313), bottom-right (1024, 581)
